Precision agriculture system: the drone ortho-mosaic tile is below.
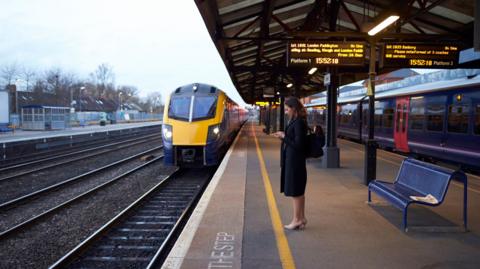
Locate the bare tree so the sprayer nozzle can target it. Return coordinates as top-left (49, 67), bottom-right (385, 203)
top-left (142, 91), bottom-right (163, 113)
top-left (1, 62), bottom-right (18, 86)
top-left (42, 68), bottom-right (76, 106)
top-left (95, 63), bottom-right (115, 97)
top-left (117, 85), bottom-right (139, 100)
top-left (21, 67), bottom-right (36, 91)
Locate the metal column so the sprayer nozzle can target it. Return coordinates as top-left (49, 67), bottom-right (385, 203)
top-left (279, 96), bottom-right (285, 131)
top-left (475, 0), bottom-right (479, 51)
top-left (265, 102), bottom-right (271, 134)
top-left (323, 68), bottom-right (340, 168)
top-left (364, 40), bottom-right (377, 185)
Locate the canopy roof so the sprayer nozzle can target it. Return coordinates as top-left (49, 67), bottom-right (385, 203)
top-left (195, 0), bottom-right (477, 103)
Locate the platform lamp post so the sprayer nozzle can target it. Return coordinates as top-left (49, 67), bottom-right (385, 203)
top-left (363, 14), bottom-right (400, 185)
top-left (79, 86), bottom-right (85, 112)
top-left (118, 92), bottom-right (123, 111)
top-left (14, 78), bottom-right (21, 114)
top-left (364, 39), bottom-right (377, 185)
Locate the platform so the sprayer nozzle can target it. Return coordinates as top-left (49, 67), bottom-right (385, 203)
top-left (0, 121), bottom-right (162, 143)
top-left (163, 122), bottom-right (480, 269)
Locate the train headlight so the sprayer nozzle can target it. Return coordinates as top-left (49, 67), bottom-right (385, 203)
top-left (207, 124), bottom-right (221, 141)
top-left (162, 124), bottom-right (173, 142)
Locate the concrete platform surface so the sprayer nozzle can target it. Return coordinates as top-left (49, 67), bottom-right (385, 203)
top-left (164, 121), bottom-right (480, 269)
top-left (0, 121), bottom-right (162, 143)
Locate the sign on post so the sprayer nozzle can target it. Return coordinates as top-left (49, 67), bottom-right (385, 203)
top-left (382, 43), bottom-right (460, 68)
top-left (287, 41), bottom-right (366, 67)
top-left (323, 73), bottom-right (331, 86)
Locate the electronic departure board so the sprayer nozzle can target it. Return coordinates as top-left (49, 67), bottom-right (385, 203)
top-left (382, 43), bottom-right (459, 68)
top-left (287, 41), bottom-right (366, 67)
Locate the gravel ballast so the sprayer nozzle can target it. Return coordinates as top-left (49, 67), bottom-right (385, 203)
top-left (0, 148), bottom-right (163, 231)
top-left (0, 161), bottom-right (177, 268)
top-left (0, 138), bottom-right (162, 204)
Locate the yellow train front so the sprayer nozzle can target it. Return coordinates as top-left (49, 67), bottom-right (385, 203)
top-left (162, 83), bottom-right (247, 167)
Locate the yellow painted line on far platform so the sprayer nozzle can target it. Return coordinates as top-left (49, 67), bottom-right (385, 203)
top-left (252, 123), bottom-right (296, 269)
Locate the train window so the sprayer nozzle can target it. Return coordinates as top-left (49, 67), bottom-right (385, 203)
top-left (168, 96), bottom-right (191, 120)
top-left (192, 96), bottom-right (217, 120)
top-left (475, 104), bottom-right (480, 135)
top-left (374, 107), bottom-right (383, 128)
top-left (363, 107), bottom-right (368, 130)
top-left (383, 107), bottom-right (394, 128)
top-left (339, 113), bottom-right (348, 126)
top-left (448, 104), bottom-right (469, 134)
top-left (426, 104), bottom-right (445, 132)
top-left (409, 97), bottom-right (425, 131)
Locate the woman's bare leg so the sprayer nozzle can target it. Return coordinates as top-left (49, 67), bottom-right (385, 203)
top-left (299, 195), bottom-right (306, 224)
top-left (285, 196), bottom-right (305, 229)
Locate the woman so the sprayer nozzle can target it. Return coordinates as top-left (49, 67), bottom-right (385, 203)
top-left (272, 97), bottom-right (308, 230)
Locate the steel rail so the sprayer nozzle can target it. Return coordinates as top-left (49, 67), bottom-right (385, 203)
top-left (49, 169), bottom-right (211, 269)
top-left (146, 172), bottom-right (210, 269)
top-left (0, 145), bottom-right (163, 210)
top-left (0, 135), bottom-right (161, 182)
top-left (0, 132), bottom-right (160, 173)
top-left (48, 169), bottom-right (181, 268)
top-left (0, 126), bottom-right (161, 167)
top-left (0, 154), bottom-right (165, 240)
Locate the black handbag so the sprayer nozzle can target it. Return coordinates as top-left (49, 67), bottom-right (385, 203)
top-left (306, 127), bottom-right (325, 158)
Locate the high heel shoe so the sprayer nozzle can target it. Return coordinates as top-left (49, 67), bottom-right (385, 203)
top-left (284, 222), bottom-right (305, 230)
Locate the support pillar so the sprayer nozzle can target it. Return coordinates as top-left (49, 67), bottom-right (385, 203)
top-left (323, 68), bottom-right (340, 168)
top-left (364, 40), bottom-right (377, 185)
top-left (279, 96), bottom-right (285, 131)
top-left (272, 105), bottom-right (277, 132)
top-left (475, 0), bottom-right (479, 51)
top-left (258, 107), bottom-right (262, 126)
top-left (265, 102), bottom-right (271, 134)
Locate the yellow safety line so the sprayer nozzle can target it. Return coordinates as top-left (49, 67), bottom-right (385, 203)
top-left (252, 123), bottom-right (296, 269)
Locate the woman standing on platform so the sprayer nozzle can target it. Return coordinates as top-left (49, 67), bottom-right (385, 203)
top-left (272, 97), bottom-right (308, 230)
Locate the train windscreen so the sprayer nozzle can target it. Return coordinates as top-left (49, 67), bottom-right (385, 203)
top-left (168, 95), bottom-right (217, 121)
top-left (168, 96), bottom-right (191, 120)
top-left (192, 96), bottom-right (217, 120)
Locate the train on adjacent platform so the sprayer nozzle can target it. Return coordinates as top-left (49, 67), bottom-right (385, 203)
top-left (306, 74), bottom-right (480, 171)
top-left (162, 83), bottom-right (247, 167)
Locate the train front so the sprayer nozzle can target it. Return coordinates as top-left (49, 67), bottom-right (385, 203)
top-left (162, 83), bottom-right (225, 167)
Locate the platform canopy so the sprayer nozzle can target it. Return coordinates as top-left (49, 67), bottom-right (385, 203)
top-left (195, 0), bottom-right (477, 103)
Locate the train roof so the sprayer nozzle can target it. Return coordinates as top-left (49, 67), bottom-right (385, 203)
top-left (173, 83), bottom-right (222, 95)
top-left (169, 83), bottom-right (244, 107)
top-left (306, 69), bottom-right (480, 107)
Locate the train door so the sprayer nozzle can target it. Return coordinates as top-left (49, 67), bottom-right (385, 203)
top-left (394, 97), bottom-right (409, 152)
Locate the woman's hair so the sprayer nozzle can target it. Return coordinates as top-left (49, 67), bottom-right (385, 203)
top-left (285, 97), bottom-right (306, 119)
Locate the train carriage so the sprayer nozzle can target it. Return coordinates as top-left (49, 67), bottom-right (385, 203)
top-left (162, 83), bottom-right (247, 167)
top-left (307, 73), bottom-right (480, 171)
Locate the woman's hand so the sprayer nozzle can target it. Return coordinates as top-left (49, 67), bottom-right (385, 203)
top-left (272, 131), bottom-right (285, 139)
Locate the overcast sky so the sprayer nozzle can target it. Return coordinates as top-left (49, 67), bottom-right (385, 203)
top-left (0, 0), bottom-right (246, 105)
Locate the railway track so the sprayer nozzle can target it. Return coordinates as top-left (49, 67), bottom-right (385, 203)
top-left (0, 151), bottom-right (166, 240)
top-left (49, 168), bottom-right (213, 269)
top-left (0, 133), bottom-right (161, 182)
top-left (0, 145), bottom-right (164, 210)
top-left (0, 126), bottom-right (161, 169)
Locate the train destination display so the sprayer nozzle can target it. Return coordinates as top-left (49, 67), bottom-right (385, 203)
top-left (287, 41), bottom-right (365, 67)
top-left (382, 43), bottom-right (459, 68)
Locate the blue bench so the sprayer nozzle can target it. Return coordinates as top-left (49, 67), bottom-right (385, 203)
top-left (368, 158), bottom-right (468, 231)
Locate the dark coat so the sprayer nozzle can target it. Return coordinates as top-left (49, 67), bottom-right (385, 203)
top-left (280, 117), bottom-right (307, 197)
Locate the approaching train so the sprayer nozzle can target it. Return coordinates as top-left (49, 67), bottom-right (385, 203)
top-left (307, 72), bottom-right (480, 171)
top-left (162, 83), bottom-right (248, 166)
